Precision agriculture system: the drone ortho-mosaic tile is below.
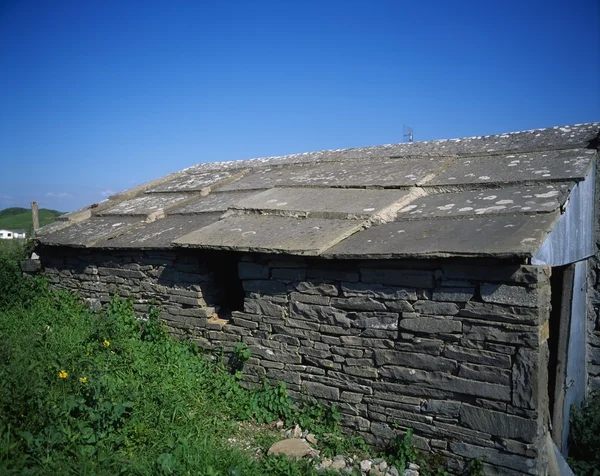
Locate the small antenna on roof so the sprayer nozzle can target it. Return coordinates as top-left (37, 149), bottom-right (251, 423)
top-left (403, 125), bottom-right (414, 143)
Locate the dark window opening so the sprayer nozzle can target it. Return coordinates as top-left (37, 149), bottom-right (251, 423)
top-left (205, 251), bottom-right (245, 318)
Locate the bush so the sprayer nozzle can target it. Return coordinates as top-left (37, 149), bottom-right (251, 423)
top-left (569, 392), bottom-right (600, 475)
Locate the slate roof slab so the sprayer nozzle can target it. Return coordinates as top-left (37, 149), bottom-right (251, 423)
top-left (37, 122), bottom-right (599, 260)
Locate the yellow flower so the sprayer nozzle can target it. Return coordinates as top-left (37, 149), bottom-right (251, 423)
top-left (58, 370), bottom-right (68, 379)
top-left (103, 340), bottom-right (110, 347)
top-left (79, 377), bottom-right (88, 383)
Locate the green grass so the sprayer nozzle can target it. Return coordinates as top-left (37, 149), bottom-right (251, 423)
top-left (0, 207), bottom-right (64, 232)
top-left (0, 246), bottom-right (368, 475)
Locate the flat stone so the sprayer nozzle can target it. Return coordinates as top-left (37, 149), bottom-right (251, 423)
top-left (378, 366), bottom-right (510, 401)
top-left (396, 183), bottom-right (571, 219)
top-left (342, 282), bottom-right (417, 300)
top-left (165, 190), bottom-right (256, 214)
top-left (459, 300), bottom-right (542, 325)
top-left (449, 442), bottom-right (536, 474)
top-left (218, 157), bottom-right (445, 191)
top-left (98, 193), bottom-right (191, 216)
top-left (428, 149), bottom-right (593, 186)
top-left (302, 381), bottom-right (340, 400)
top-left (267, 438), bottom-right (315, 459)
top-left (442, 345), bottom-right (512, 368)
top-left (324, 212), bottom-right (560, 259)
top-left (145, 170), bottom-right (237, 193)
top-left (460, 404), bottom-right (538, 442)
top-left (232, 187), bottom-right (410, 219)
top-left (481, 283), bottom-right (548, 308)
top-left (21, 259), bottom-right (42, 273)
top-left (174, 215), bottom-right (366, 255)
top-left (38, 217), bottom-right (141, 247)
top-left (91, 214), bottom-right (222, 249)
top-left (512, 348), bottom-right (540, 409)
top-left (399, 317), bottom-right (462, 334)
top-left (331, 297), bottom-right (387, 311)
top-left (361, 269), bottom-right (435, 288)
top-left (295, 282), bottom-right (339, 296)
top-left (432, 287), bottom-right (474, 302)
top-left (413, 301), bottom-right (460, 315)
top-left (374, 350), bottom-right (457, 372)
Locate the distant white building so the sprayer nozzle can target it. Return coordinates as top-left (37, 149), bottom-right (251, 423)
top-left (0, 229), bottom-right (26, 240)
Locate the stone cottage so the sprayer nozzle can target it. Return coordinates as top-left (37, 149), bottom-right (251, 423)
top-left (35, 123), bottom-right (600, 474)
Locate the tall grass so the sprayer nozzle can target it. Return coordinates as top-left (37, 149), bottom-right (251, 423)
top-left (0, 246), bottom-right (353, 475)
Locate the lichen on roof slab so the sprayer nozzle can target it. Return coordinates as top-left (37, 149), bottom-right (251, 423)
top-left (396, 183), bottom-right (572, 220)
top-left (98, 193), bottom-right (192, 216)
top-left (39, 217), bottom-right (142, 247)
top-left (232, 188), bottom-right (411, 219)
top-left (36, 122), bottom-right (599, 259)
top-left (174, 215), bottom-right (366, 255)
top-left (323, 212), bottom-right (561, 259)
top-left (428, 149), bottom-right (595, 186)
top-left (167, 191), bottom-right (258, 214)
top-left (92, 214), bottom-right (222, 249)
top-left (216, 157), bottom-right (450, 191)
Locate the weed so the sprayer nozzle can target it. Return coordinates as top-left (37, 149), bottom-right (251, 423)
top-left (569, 392), bottom-right (600, 475)
top-left (386, 428), bottom-right (419, 471)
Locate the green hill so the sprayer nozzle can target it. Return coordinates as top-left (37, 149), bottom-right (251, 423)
top-left (0, 207), bottom-right (64, 232)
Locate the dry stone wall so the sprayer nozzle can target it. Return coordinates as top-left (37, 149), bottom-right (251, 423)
top-left (40, 247), bottom-right (552, 475)
top-left (588, 157), bottom-right (600, 392)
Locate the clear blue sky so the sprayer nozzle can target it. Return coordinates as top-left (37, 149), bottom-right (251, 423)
top-left (1, 0), bottom-right (598, 212)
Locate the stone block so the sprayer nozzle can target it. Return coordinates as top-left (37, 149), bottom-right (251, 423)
top-left (350, 312), bottom-right (399, 331)
top-left (395, 338), bottom-right (444, 355)
top-left (449, 442), bottom-right (537, 474)
top-left (442, 264), bottom-right (550, 285)
top-left (361, 268), bottom-right (435, 288)
top-left (21, 259), bottom-right (42, 273)
top-left (384, 300), bottom-right (414, 312)
top-left (231, 317), bottom-right (259, 329)
top-left (271, 268), bottom-right (307, 281)
top-left (243, 279), bottom-right (287, 295)
top-left (512, 347), bottom-right (540, 410)
top-left (442, 345), bottom-right (511, 368)
top-left (481, 283), bottom-right (549, 308)
top-left (422, 399), bottom-right (461, 417)
top-left (590, 346), bottom-right (600, 365)
top-left (460, 404), bottom-right (538, 443)
top-left (244, 299), bottom-right (286, 317)
top-left (331, 296), bottom-right (387, 311)
top-left (339, 336), bottom-right (395, 349)
top-left (340, 391), bottom-right (364, 403)
top-left (291, 301), bottom-right (350, 327)
top-left (458, 363), bottom-right (510, 386)
top-left (344, 366), bottom-right (379, 379)
top-left (459, 301), bottom-right (542, 325)
top-left (290, 292), bottom-right (330, 305)
top-left (302, 381), bottom-right (340, 401)
top-left (432, 287), bottom-right (474, 302)
top-left (413, 301), bottom-right (460, 316)
top-left (294, 281), bottom-right (339, 296)
top-left (374, 350), bottom-right (457, 373)
top-left (307, 268), bottom-right (359, 282)
top-left (341, 282), bottom-right (418, 300)
top-left (399, 317), bottom-right (462, 334)
top-left (462, 320), bottom-right (540, 347)
top-left (378, 366), bottom-right (511, 401)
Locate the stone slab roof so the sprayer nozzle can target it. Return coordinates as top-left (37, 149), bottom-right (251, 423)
top-left (38, 123), bottom-right (599, 259)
